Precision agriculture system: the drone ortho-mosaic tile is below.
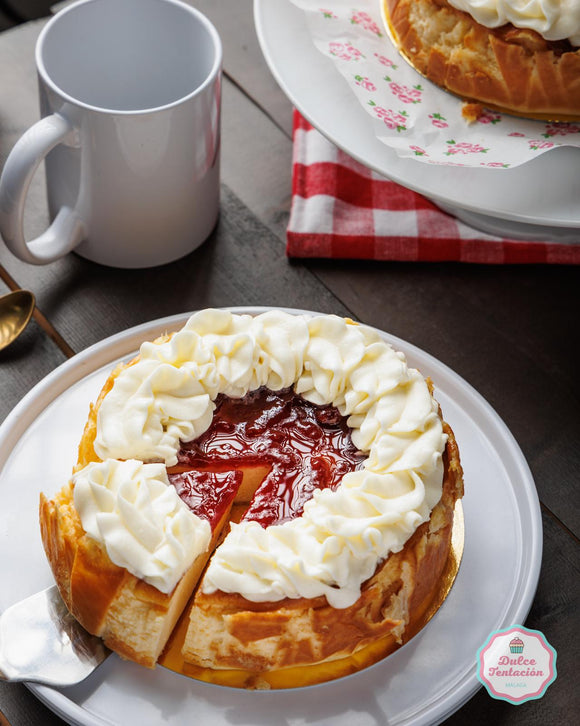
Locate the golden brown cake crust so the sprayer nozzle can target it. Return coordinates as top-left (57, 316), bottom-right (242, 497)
top-left (383, 0), bottom-right (580, 120)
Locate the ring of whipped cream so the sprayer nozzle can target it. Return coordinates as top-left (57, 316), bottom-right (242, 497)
top-left (72, 310), bottom-right (446, 607)
top-left (447, 0), bottom-right (580, 46)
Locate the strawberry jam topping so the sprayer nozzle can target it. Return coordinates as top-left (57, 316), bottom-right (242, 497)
top-left (169, 387), bottom-right (364, 528)
top-left (169, 470), bottom-right (243, 531)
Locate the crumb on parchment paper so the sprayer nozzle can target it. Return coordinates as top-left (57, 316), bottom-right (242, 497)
top-left (462, 102), bottom-right (484, 123)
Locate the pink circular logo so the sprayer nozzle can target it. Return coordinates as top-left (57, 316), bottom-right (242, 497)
top-left (477, 626), bottom-right (557, 704)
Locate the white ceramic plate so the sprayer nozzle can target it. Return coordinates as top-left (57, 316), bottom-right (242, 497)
top-left (0, 308), bottom-right (542, 726)
top-left (254, 0), bottom-right (580, 240)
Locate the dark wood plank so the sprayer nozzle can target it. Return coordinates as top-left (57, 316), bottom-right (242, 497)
top-left (221, 78), bottom-right (293, 240)
top-left (0, 683), bottom-right (64, 726)
top-left (0, 279), bottom-right (67, 423)
top-left (0, 1), bottom-right (53, 23)
top-left (0, 8), bottom-right (17, 33)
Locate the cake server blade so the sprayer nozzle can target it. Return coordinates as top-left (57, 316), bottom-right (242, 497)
top-left (0, 586), bottom-right (109, 686)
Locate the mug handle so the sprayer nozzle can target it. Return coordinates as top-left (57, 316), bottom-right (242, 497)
top-left (0, 113), bottom-right (85, 265)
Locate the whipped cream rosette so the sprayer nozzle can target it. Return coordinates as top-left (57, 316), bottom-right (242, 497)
top-left (72, 459), bottom-right (211, 594)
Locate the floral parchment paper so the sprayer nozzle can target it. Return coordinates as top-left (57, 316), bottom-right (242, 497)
top-left (291, 0), bottom-right (580, 168)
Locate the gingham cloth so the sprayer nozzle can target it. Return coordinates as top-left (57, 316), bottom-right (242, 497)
top-left (287, 111), bottom-right (580, 264)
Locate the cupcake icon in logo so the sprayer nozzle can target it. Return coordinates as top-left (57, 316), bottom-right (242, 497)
top-left (509, 637), bottom-right (524, 654)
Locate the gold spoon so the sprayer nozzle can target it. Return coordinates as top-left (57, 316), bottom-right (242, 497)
top-left (0, 289), bottom-right (35, 351)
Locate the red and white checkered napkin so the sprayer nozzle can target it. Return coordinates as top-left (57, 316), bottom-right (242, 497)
top-left (287, 111), bottom-right (580, 264)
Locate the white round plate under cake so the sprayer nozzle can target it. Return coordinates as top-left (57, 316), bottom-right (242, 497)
top-left (0, 308), bottom-right (542, 726)
top-left (254, 0), bottom-right (580, 242)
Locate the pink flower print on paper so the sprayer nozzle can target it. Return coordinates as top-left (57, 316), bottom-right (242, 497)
top-left (373, 53), bottom-right (398, 70)
top-left (542, 122), bottom-right (580, 138)
top-left (350, 10), bottom-right (383, 36)
top-left (476, 109), bottom-right (502, 125)
top-left (320, 8), bottom-right (338, 19)
top-left (481, 161), bottom-right (510, 168)
top-left (368, 101), bottom-right (409, 132)
top-left (410, 145), bottom-right (427, 156)
top-left (354, 75), bottom-right (377, 92)
top-left (386, 79), bottom-right (423, 104)
top-left (429, 113), bottom-right (448, 128)
top-left (508, 132), bottom-right (525, 137)
top-left (529, 139), bottom-right (555, 151)
top-left (329, 41), bottom-right (364, 61)
top-left (445, 140), bottom-right (488, 155)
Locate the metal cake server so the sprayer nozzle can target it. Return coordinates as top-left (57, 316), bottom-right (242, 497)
top-left (0, 586), bottom-right (109, 686)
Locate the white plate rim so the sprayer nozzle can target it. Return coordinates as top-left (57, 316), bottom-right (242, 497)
top-left (0, 307), bottom-right (543, 726)
top-left (254, 0), bottom-right (580, 231)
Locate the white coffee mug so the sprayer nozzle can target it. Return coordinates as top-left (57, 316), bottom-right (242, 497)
top-left (0, 0), bottom-right (221, 268)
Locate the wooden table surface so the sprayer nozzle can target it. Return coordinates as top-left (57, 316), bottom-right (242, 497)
top-left (0, 1), bottom-right (578, 724)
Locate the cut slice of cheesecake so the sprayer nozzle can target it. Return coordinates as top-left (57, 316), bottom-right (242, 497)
top-left (39, 469), bottom-right (242, 668)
